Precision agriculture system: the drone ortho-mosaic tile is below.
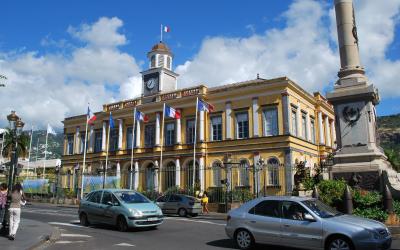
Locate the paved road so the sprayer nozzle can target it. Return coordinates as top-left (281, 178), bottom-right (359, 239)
top-left (21, 203), bottom-right (399, 250)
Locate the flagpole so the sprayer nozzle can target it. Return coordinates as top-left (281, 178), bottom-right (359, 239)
top-left (35, 138), bottom-right (39, 176)
top-left (80, 114), bottom-right (89, 199)
top-left (160, 24), bottom-right (163, 42)
top-left (27, 126), bottom-right (33, 177)
top-left (193, 97), bottom-right (198, 189)
top-left (44, 125), bottom-right (49, 177)
top-left (104, 114), bottom-right (111, 189)
top-left (130, 107), bottom-right (137, 190)
top-left (159, 103), bottom-right (165, 193)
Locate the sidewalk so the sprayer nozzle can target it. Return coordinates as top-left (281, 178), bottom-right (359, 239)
top-left (0, 219), bottom-right (59, 250)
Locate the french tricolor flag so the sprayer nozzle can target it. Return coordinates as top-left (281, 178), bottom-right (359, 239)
top-left (87, 106), bottom-right (97, 124)
top-left (135, 110), bottom-right (149, 123)
top-left (164, 105), bottom-right (181, 119)
top-left (164, 25), bottom-right (170, 33)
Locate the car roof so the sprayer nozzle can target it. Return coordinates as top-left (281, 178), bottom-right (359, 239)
top-left (250, 196), bottom-right (314, 203)
top-left (90, 189), bottom-right (137, 193)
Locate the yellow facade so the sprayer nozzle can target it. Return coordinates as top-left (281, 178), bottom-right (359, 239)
top-left (62, 77), bottom-right (335, 196)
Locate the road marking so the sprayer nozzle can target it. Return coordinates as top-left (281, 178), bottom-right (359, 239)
top-left (61, 233), bottom-right (92, 238)
top-left (55, 240), bottom-right (86, 244)
top-left (49, 222), bottom-right (85, 228)
top-left (164, 217), bottom-right (226, 226)
top-left (114, 243), bottom-right (136, 247)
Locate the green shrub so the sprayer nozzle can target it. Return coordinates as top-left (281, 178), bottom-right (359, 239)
top-left (393, 200), bottom-right (400, 217)
top-left (302, 177), bottom-right (316, 191)
top-left (353, 207), bottom-right (388, 222)
top-left (317, 180), bottom-right (347, 207)
top-left (353, 190), bottom-right (382, 208)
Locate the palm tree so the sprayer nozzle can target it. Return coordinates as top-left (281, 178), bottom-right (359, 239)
top-left (1, 128), bottom-right (29, 160)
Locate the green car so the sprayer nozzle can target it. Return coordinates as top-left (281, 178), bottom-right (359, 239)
top-left (79, 189), bottom-right (164, 231)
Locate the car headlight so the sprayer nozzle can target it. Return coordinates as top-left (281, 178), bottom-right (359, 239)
top-left (129, 209), bottom-right (143, 217)
top-left (157, 207), bottom-right (163, 215)
top-left (367, 229), bottom-right (387, 240)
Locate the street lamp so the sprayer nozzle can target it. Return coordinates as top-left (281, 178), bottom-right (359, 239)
top-left (1, 111), bottom-right (24, 233)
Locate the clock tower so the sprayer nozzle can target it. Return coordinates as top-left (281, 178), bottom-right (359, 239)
top-left (141, 42), bottom-right (179, 97)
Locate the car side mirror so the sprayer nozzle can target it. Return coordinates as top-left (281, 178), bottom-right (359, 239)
top-left (107, 201), bottom-right (113, 206)
top-left (304, 213), bottom-right (316, 222)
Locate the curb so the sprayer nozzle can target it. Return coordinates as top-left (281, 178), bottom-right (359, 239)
top-left (29, 226), bottom-right (61, 250)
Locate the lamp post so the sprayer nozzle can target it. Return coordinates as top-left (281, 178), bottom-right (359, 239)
top-left (1, 111), bottom-right (24, 233)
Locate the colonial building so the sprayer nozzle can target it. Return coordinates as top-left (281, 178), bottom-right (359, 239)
top-left (62, 42), bottom-right (335, 196)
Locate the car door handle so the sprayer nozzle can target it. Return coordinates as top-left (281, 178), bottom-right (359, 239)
top-left (284, 224), bottom-right (290, 227)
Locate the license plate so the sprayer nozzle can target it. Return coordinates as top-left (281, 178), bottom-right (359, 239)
top-left (147, 217), bottom-right (159, 221)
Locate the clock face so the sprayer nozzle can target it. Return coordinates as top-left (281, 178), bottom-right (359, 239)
top-left (146, 78), bottom-right (156, 90)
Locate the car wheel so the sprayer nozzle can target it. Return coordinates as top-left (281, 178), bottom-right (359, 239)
top-left (117, 216), bottom-right (128, 232)
top-left (326, 236), bottom-right (353, 250)
top-left (178, 208), bottom-right (187, 217)
top-left (79, 213), bottom-right (90, 227)
top-left (235, 229), bottom-right (254, 250)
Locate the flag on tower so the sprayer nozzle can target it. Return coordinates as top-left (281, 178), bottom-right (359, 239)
top-left (197, 99), bottom-right (215, 113)
top-left (135, 110), bottom-right (149, 123)
top-left (87, 106), bottom-right (97, 124)
top-left (164, 105), bottom-right (181, 119)
top-left (164, 25), bottom-right (170, 33)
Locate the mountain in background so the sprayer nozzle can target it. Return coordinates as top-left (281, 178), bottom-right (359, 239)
top-left (25, 130), bottom-right (63, 160)
top-left (378, 114), bottom-right (400, 152)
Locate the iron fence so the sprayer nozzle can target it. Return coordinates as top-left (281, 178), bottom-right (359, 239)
top-left (0, 163), bottom-right (300, 204)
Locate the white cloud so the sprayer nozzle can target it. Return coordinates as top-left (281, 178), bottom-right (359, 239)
top-left (0, 17), bottom-right (142, 129)
top-left (176, 0), bottom-right (400, 98)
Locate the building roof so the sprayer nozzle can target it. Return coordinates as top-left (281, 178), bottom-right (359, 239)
top-left (148, 42), bottom-right (172, 55)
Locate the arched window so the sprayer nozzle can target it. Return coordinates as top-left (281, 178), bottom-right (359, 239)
top-left (164, 161), bottom-right (176, 189)
top-left (239, 159), bottom-right (250, 187)
top-left (151, 55), bottom-right (156, 68)
top-left (186, 160), bottom-right (199, 188)
top-left (167, 56), bottom-right (171, 69)
top-left (267, 158), bottom-right (280, 186)
top-left (212, 161), bottom-right (222, 187)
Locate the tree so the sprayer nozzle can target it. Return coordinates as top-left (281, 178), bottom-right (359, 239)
top-left (1, 128), bottom-right (29, 160)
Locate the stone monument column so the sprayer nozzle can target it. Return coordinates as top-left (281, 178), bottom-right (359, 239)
top-left (327, 0), bottom-right (395, 194)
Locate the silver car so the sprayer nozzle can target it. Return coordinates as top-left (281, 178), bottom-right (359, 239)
top-left (79, 189), bottom-right (163, 231)
top-left (225, 196), bottom-right (391, 250)
top-left (156, 194), bottom-right (202, 217)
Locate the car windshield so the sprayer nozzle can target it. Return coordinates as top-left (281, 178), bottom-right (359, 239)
top-left (114, 191), bottom-right (150, 204)
top-left (301, 199), bottom-right (342, 218)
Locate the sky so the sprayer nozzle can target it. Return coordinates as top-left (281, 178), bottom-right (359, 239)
top-left (0, 0), bottom-right (399, 129)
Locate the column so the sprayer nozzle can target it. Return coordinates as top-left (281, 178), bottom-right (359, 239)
top-left (281, 93), bottom-right (290, 135)
top-left (154, 160), bottom-right (159, 192)
top-left (155, 112), bottom-right (161, 146)
top-left (199, 157), bottom-right (205, 191)
top-left (253, 153), bottom-right (261, 195)
top-left (306, 112), bottom-right (311, 142)
top-left (225, 102), bottom-right (232, 139)
top-left (199, 110), bottom-right (205, 142)
top-left (296, 106), bottom-right (301, 138)
top-left (118, 119), bottom-right (123, 150)
top-left (284, 149), bottom-right (293, 195)
top-left (330, 119), bottom-right (337, 148)
top-left (116, 162), bottom-right (121, 188)
top-left (252, 98), bottom-right (259, 137)
top-left (176, 109), bottom-right (181, 144)
top-left (135, 120), bottom-right (141, 148)
top-left (175, 158), bottom-right (181, 187)
top-left (318, 112), bottom-right (325, 145)
top-left (75, 127), bottom-right (80, 154)
top-left (134, 161), bottom-right (139, 190)
top-left (325, 116), bottom-right (332, 147)
top-left (89, 125), bottom-right (94, 153)
top-left (102, 121), bottom-right (107, 151)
